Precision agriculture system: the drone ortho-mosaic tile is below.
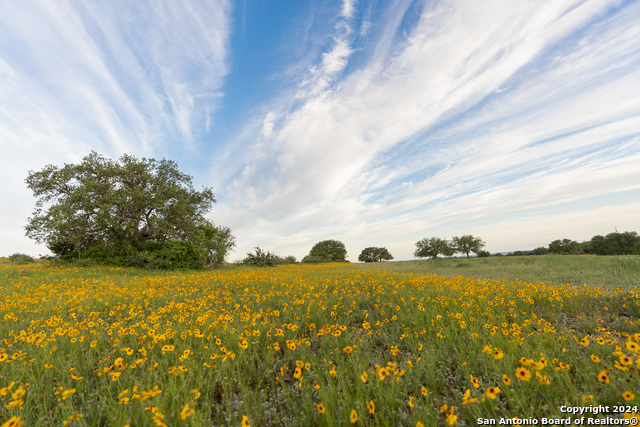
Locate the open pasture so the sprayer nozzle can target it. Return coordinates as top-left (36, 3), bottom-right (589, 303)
top-left (0, 262), bottom-right (639, 426)
top-left (355, 255), bottom-right (640, 289)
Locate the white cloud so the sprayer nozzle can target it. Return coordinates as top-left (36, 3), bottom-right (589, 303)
top-left (321, 39), bottom-right (353, 75)
top-left (3, 0), bottom-right (638, 262)
top-left (216, 0), bottom-right (640, 261)
top-left (262, 112), bottom-right (277, 138)
top-left (341, 0), bottom-right (357, 19)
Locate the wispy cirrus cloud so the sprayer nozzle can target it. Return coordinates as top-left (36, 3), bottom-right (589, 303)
top-left (215, 0), bottom-right (640, 260)
top-left (0, 1), bottom-right (231, 255)
top-left (2, 0), bottom-right (638, 261)
top-left (0, 1), bottom-right (230, 160)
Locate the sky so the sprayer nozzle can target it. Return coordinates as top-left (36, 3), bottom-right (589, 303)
top-left (1, 0), bottom-right (639, 262)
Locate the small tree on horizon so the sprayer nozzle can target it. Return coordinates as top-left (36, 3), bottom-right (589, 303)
top-left (451, 235), bottom-right (486, 258)
top-left (414, 237), bottom-right (453, 259)
top-left (358, 247), bottom-right (393, 262)
top-left (303, 240), bottom-right (347, 263)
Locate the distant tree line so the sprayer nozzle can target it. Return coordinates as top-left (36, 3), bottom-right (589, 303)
top-left (243, 235), bottom-right (489, 267)
top-left (243, 240), bottom-right (396, 266)
top-left (23, 153), bottom-right (638, 269)
top-left (504, 231), bottom-right (640, 256)
top-left (244, 240), bottom-right (351, 266)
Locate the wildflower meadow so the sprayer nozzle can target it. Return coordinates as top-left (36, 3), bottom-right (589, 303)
top-left (0, 261), bottom-right (639, 426)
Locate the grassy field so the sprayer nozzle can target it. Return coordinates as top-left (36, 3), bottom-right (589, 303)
top-left (0, 258), bottom-right (638, 426)
top-left (355, 255), bottom-right (640, 289)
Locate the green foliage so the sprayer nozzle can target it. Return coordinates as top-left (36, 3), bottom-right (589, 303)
top-left (414, 237), bottom-right (453, 259)
top-left (242, 247), bottom-right (280, 267)
top-left (305, 239), bottom-right (347, 262)
top-left (127, 241), bottom-right (207, 269)
top-left (301, 254), bottom-right (332, 264)
top-left (281, 255), bottom-right (298, 264)
top-left (24, 151), bottom-right (234, 268)
top-left (507, 250), bottom-right (529, 256)
top-left (548, 238), bottom-right (581, 254)
top-left (497, 231), bottom-right (639, 257)
top-left (358, 246), bottom-right (393, 262)
top-left (8, 253), bottom-right (35, 264)
top-left (194, 223), bottom-right (236, 268)
top-left (450, 234), bottom-right (485, 258)
top-left (81, 244), bottom-right (130, 265)
top-left (530, 246), bottom-right (549, 255)
top-left (476, 250), bottom-right (491, 257)
top-left (585, 231), bottom-right (640, 255)
top-left (241, 248), bottom-right (297, 267)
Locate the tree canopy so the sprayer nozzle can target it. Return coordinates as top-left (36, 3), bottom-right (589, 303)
top-left (302, 240), bottom-right (347, 263)
top-left (358, 247), bottom-right (393, 262)
top-left (414, 237), bottom-right (454, 259)
top-left (585, 232), bottom-right (640, 255)
top-left (548, 238), bottom-right (581, 255)
top-left (451, 235), bottom-right (486, 258)
top-left (25, 151), bottom-right (234, 267)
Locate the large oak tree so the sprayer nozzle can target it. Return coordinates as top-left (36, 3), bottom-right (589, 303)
top-left (25, 151), bottom-right (233, 266)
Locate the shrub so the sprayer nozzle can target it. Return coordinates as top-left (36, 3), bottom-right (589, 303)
top-left (242, 247), bottom-right (279, 267)
top-left (301, 254), bottom-right (332, 264)
top-left (81, 244), bottom-right (130, 266)
top-left (127, 241), bottom-right (207, 269)
top-left (9, 253), bottom-right (35, 264)
top-left (281, 255), bottom-right (298, 264)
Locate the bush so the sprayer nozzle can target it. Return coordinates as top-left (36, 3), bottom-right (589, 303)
top-left (281, 255), bottom-right (298, 264)
top-left (476, 250), bottom-right (491, 258)
top-left (9, 253), bottom-right (35, 264)
top-left (301, 254), bottom-right (332, 264)
top-left (242, 247), bottom-right (279, 267)
top-left (81, 244), bottom-right (129, 266)
top-left (73, 258), bottom-right (102, 267)
top-left (127, 241), bottom-right (207, 269)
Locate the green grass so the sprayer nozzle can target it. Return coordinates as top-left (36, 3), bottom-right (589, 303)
top-left (355, 255), bottom-right (640, 289)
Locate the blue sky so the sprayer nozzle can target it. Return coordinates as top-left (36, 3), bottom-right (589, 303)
top-left (1, 0), bottom-right (639, 261)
